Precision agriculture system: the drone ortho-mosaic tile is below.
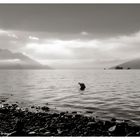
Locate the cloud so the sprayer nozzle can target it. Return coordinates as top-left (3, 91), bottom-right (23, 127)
top-left (0, 59), bottom-right (20, 63)
top-left (0, 29), bottom-right (18, 39)
top-left (21, 30), bottom-right (140, 68)
top-left (99, 31), bottom-right (140, 59)
top-left (81, 31), bottom-right (88, 36)
top-left (1, 28), bottom-right (140, 68)
top-left (29, 36), bottom-right (39, 40)
top-left (8, 33), bottom-right (18, 39)
top-left (0, 29), bottom-right (8, 35)
top-left (22, 31), bottom-right (140, 61)
top-left (25, 41), bottom-right (73, 59)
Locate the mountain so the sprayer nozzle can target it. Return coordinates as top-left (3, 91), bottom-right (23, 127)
top-left (0, 49), bottom-right (51, 69)
top-left (110, 58), bottom-right (140, 69)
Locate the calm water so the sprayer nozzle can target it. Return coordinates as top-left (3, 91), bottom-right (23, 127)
top-left (0, 69), bottom-right (140, 124)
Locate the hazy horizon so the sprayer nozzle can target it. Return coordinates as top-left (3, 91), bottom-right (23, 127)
top-left (0, 4), bottom-right (140, 68)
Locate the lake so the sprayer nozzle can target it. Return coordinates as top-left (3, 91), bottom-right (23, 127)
top-left (0, 69), bottom-right (140, 124)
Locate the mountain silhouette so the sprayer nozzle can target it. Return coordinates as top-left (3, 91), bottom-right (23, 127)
top-left (0, 49), bottom-right (51, 69)
top-left (111, 58), bottom-right (140, 69)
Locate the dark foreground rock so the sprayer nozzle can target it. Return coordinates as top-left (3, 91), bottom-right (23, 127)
top-left (0, 104), bottom-right (140, 136)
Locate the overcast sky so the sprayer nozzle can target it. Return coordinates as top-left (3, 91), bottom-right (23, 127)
top-left (0, 4), bottom-right (140, 68)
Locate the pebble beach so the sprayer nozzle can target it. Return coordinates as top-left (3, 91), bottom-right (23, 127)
top-left (0, 103), bottom-right (140, 136)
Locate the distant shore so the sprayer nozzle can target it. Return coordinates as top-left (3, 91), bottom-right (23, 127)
top-left (0, 103), bottom-right (140, 136)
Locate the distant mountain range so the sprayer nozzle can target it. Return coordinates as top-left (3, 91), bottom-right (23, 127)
top-left (2, 48), bottom-right (140, 70)
top-left (0, 49), bottom-right (51, 69)
top-left (111, 58), bottom-right (140, 69)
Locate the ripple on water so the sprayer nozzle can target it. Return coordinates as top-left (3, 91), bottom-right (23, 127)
top-left (1, 70), bottom-right (140, 124)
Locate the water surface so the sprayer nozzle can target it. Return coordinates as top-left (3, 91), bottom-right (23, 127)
top-left (0, 69), bottom-right (140, 124)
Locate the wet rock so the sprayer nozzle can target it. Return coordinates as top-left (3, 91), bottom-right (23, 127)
top-left (0, 104), bottom-right (4, 108)
top-left (116, 120), bottom-right (124, 123)
top-left (44, 131), bottom-right (51, 136)
top-left (41, 106), bottom-right (50, 111)
top-left (1, 99), bottom-right (6, 102)
top-left (94, 129), bottom-right (103, 136)
top-left (129, 126), bottom-right (140, 135)
top-left (16, 107), bottom-right (20, 110)
top-left (0, 108), bottom-right (8, 114)
top-left (67, 114), bottom-right (73, 119)
top-left (31, 106), bottom-right (35, 108)
top-left (136, 131), bottom-right (140, 135)
top-left (28, 131), bottom-right (36, 135)
top-left (87, 122), bottom-right (96, 126)
top-left (47, 126), bottom-right (58, 134)
top-left (57, 129), bottom-right (62, 134)
top-left (111, 118), bottom-right (116, 122)
top-left (3, 103), bottom-right (8, 107)
top-left (11, 104), bottom-right (18, 110)
top-left (52, 113), bottom-right (59, 117)
top-left (39, 128), bottom-right (47, 133)
top-left (0, 132), bottom-right (8, 136)
top-left (113, 123), bottom-right (126, 136)
top-left (57, 123), bottom-right (68, 129)
top-left (102, 131), bottom-right (110, 136)
top-left (75, 114), bottom-right (82, 118)
top-left (104, 121), bottom-right (115, 131)
top-left (14, 119), bottom-right (24, 131)
top-left (127, 132), bottom-right (137, 136)
top-left (60, 112), bottom-right (65, 115)
top-left (36, 106), bottom-right (41, 109)
top-left (25, 108), bottom-right (29, 112)
top-left (8, 130), bottom-right (27, 136)
top-left (108, 125), bottom-right (116, 132)
top-left (72, 111), bottom-right (77, 114)
top-left (7, 131), bottom-right (18, 136)
top-left (86, 111), bottom-right (93, 114)
top-left (124, 119), bottom-right (130, 122)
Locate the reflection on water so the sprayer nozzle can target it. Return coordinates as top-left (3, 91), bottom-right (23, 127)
top-left (0, 69), bottom-right (140, 124)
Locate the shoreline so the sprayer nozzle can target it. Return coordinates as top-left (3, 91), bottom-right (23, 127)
top-left (0, 103), bottom-right (140, 136)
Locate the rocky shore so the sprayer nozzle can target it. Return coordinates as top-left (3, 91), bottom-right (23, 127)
top-left (0, 103), bottom-right (140, 136)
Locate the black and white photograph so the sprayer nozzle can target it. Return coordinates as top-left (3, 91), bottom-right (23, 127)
top-left (1, 3), bottom-right (140, 137)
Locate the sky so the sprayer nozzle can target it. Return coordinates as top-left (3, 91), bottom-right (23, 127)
top-left (0, 4), bottom-right (140, 68)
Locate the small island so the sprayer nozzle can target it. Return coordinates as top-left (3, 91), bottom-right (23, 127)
top-left (115, 66), bottom-right (123, 70)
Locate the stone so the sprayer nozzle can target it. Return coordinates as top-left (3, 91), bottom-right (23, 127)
top-left (28, 131), bottom-right (36, 135)
top-left (113, 123), bottom-right (126, 136)
top-left (44, 131), bottom-right (51, 135)
top-left (41, 106), bottom-right (50, 111)
top-left (108, 125), bottom-right (116, 132)
top-left (86, 111), bottom-right (93, 113)
top-left (52, 113), bottom-right (59, 117)
top-left (1, 99), bottom-right (5, 102)
top-left (60, 112), bottom-right (65, 115)
top-left (87, 122), bottom-right (96, 126)
top-left (31, 106), bottom-right (35, 108)
top-left (111, 118), bottom-right (116, 122)
top-left (75, 114), bottom-right (81, 118)
top-left (72, 111), bottom-right (77, 114)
